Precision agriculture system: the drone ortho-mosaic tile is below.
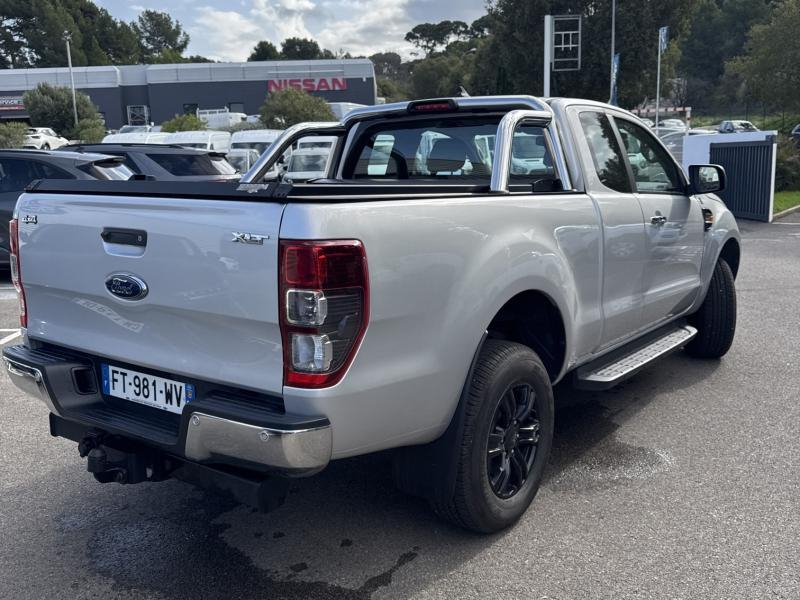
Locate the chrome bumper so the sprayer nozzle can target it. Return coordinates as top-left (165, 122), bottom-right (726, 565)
top-left (3, 353), bottom-right (331, 474)
top-left (184, 413), bottom-right (331, 472)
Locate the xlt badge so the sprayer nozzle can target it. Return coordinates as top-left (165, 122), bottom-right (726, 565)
top-left (231, 232), bottom-right (269, 245)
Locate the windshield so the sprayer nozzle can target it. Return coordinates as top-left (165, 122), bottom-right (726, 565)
top-left (287, 153), bottom-right (328, 174)
top-left (95, 163), bottom-right (135, 180)
top-left (231, 142), bottom-right (273, 153)
top-left (149, 153), bottom-right (236, 176)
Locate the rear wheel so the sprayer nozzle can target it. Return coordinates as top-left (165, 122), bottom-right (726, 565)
top-left (41, 143), bottom-right (50, 150)
top-left (685, 258), bottom-right (737, 358)
top-left (432, 340), bottom-right (554, 533)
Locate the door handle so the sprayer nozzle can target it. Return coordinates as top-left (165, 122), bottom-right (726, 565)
top-left (650, 215), bottom-right (667, 226)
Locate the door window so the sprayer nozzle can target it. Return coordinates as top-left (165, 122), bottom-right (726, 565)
top-left (0, 158), bottom-right (72, 192)
top-left (578, 111), bottom-right (632, 193)
top-left (615, 119), bottom-right (683, 193)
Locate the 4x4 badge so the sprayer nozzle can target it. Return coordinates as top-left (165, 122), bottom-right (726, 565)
top-left (22, 215), bottom-right (37, 225)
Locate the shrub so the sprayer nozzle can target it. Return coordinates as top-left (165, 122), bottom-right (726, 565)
top-left (160, 114), bottom-right (206, 132)
top-left (259, 88), bottom-right (335, 128)
top-left (775, 135), bottom-right (800, 192)
top-left (22, 83), bottom-right (101, 138)
top-left (0, 122), bottom-right (28, 148)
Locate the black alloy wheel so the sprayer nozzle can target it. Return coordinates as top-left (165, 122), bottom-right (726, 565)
top-left (486, 382), bottom-right (540, 499)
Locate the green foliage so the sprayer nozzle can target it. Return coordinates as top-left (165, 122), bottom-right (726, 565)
top-left (0, 122), bottom-right (28, 148)
top-left (280, 37), bottom-right (324, 60)
top-left (727, 0), bottom-right (800, 113)
top-left (405, 21), bottom-right (470, 56)
top-left (775, 136), bottom-right (800, 192)
top-left (160, 114), bottom-right (206, 133)
top-left (22, 83), bottom-right (101, 138)
top-left (249, 41), bottom-right (280, 61)
top-left (72, 117), bottom-right (105, 143)
top-left (377, 78), bottom-right (408, 103)
top-left (0, 0), bottom-right (141, 68)
top-left (370, 52), bottom-right (402, 78)
top-left (224, 121), bottom-right (264, 133)
top-left (259, 88), bottom-right (335, 128)
top-left (133, 10), bottom-right (189, 62)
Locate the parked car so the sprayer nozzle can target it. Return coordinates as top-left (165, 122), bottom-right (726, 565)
top-left (0, 149), bottom-right (132, 266)
top-left (102, 132), bottom-right (170, 144)
top-left (118, 125), bottom-right (157, 134)
top-left (719, 120), bottom-right (759, 133)
top-left (639, 117), bottom-right (655, 128)
top-left (227, 129), bottom-right (283, 173)
top-left (61, 143), bottom-right (239, 181)
top-left (197, 108), bottom-right (247, 129)
top-left (327, 102), bottom-right (367, 120)
top-left (283, 148), bottom-right (331, 181)
top-left (163, 130), bottom-right (231, 153)
top-left (659, 118), bottom-right (687, 131)
top-left (790, 123), bottom-right (800, 143)
top-left (5, 96), bottom-right (741, 534)
top-left (22, 127), bottom-right (69, 150)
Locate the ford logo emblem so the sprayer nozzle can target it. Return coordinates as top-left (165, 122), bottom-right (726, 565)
top-left (105, 273), bottom-right (148, 301)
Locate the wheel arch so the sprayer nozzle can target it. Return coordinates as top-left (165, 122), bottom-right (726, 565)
top-left (719, 237), bottom-right (741, 278)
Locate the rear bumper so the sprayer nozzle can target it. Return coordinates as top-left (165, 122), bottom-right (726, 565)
top-left (3, 343), bottom-right (331, 474)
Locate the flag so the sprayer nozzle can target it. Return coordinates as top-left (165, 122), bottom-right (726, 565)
top-left (610, 53), bottom-right (620, 106)
top-left (658, 26), bottom-right (669, 52)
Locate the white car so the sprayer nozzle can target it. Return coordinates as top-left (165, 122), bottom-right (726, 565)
top-left (23, 127), bottom-right (69, 150)
top-left (283, 148), bottom-right (330, 181)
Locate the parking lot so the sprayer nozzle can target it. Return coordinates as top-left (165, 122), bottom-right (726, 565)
top-left (0, 214), bottom-right (798, 600)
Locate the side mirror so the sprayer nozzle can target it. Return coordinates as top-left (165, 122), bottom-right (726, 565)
top-left (689, 164), bottom-right (726, 194)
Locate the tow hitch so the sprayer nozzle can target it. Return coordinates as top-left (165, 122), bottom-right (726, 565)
top-left (65, 421), bottom-right (289, 512)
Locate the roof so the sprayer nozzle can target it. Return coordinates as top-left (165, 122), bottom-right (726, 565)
top-left (61, 143), bottom-right (216, 154)
top-left (0, 148), bottom-right (115, 162)
top-left (0, 59), bottom-right (375, 92)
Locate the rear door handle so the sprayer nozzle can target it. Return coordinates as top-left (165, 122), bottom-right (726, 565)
top-left (650, 215), bottom-right (667, 226)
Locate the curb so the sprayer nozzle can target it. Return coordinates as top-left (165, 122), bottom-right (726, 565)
top-left (773, 203), bottom-right (800, 220)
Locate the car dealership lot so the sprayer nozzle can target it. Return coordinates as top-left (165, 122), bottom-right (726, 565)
top-left (1, 215), bottom-right (798, 600)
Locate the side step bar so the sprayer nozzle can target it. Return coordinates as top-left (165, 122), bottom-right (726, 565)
top-left (575, 324), bottom-right (697, 390)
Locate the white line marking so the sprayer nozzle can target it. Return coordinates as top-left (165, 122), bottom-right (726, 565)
top-left (0, 291), bottom-right (18, 300)
top-left (0, 328), bottom-right (18, 332)
top-left (0, 331), bottom-right (21, 345)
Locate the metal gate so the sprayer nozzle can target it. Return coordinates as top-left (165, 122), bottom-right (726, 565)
top-left (709, 137), bottom-right (777, 222)
top-left (126, 105), bottom-right (150, 126)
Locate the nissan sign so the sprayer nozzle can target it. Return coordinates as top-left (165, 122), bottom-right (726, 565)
top-left (267, 78), bottom-right (348, 93)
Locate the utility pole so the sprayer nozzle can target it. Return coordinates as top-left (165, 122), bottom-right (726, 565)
top-left (543, 15), bottom-right (553, 97)
top-left (64, 31), bottom-right (79, 128)
top-left (609, 0), bottom-right (616, 102)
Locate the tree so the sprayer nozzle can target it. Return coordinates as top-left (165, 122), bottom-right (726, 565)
top-left (22, 83), bottom-right (102, 138)
top-left (248, 40), bottom-right (280, 61)
top-left (370, 52), bottom-right (402, 77)
top-left (259, 88), bottom-right (335, 128)
top-left (0, 122), bottom-right (27, 148)
top-left (133, 10), bottom-right (189, 62)
top-left (280, 37), bottom-right (323, 60)
top-left (405, 20), bottom-right (470, 56)
top-left (72, 117), bottom-right (105, 142)
top-left (727, 0), bottom-right (800, 112)
top-left (160, 114), bottom-right (206, 132)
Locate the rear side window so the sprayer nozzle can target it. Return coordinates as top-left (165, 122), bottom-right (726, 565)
top-left (0, 159), bottom-right (73, 192)
top-left (149, 153), bottom-right (236, 176)
top-left (347, 117), bottom-right (501, 180)
top-left (578, 111), bottom-right (631, 193)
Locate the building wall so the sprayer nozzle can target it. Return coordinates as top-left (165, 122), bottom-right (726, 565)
top-left (0, 60), bottom-right (376, 129)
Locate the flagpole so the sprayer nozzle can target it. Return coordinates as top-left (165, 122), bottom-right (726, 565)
top-left (655, 31), bottom-right (662, 135)
top-left (609, 0), bottom-right (616, 102)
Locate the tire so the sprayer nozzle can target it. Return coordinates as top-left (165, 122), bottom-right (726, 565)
top-left (42, 143), bottom-right (50, 150)
top-left (432, 340), bottom-right (554, 533)
top-left (685, 258), bottom-right (737, 358)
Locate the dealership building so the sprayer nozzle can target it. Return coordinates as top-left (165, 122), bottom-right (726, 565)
top-left (0, 59), bottom-right (376, 129)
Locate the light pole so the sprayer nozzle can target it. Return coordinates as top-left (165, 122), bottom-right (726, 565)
top-left (63, 31), bottom-right (79, 128)
top-left (609, 0), bottom-right (616, 103)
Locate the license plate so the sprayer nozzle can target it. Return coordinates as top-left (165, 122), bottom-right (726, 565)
top-left (101, 363), bottom-right (195, 415)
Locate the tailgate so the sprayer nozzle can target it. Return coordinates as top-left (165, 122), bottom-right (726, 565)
top-left (16, 192), bottom-right (286, 395)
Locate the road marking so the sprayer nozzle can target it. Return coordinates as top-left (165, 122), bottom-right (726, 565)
top-left (0, 328), bottom-right (18, 332)
top-left (0, 291), bottom-right (17, 300)
top-left (0, 331), bottom-right (20, 345)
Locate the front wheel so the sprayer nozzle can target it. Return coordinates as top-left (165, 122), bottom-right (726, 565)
top-left (432, 340), bottom-right (554, 533)
top-left (41, 143), bottom-right (50, 150)
top-left (685, 258), bottom-right (737, 358)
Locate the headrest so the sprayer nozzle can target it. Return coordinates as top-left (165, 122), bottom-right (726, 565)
top-left (427, 138), bottom-right (469, 173)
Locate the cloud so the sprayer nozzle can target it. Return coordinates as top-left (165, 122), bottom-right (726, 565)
top-left (188, 7), bottom-right (266, 61)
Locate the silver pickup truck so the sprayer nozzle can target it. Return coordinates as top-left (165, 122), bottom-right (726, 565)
top-left (4, 96), bottom-right (740, 533)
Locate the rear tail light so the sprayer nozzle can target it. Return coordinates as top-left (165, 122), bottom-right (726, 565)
top-left (9, 218), bottom-right (27, 328)
top-left (279, 240), bottom-right (368, 388)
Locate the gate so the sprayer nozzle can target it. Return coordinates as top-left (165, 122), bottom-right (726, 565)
top-left (709, 136), bottom-right (777, 222)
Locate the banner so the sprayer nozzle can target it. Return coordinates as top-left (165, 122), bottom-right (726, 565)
top-left (658, 26), bottom-right (669, 52)
top-left (609, 53), bottom-right (620, 106)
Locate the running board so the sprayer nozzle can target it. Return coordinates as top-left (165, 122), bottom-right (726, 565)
top-left (575, 324), bottom-right (697, 390)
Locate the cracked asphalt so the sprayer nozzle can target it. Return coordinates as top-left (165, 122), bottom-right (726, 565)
top-left (1, 214), bottom-right (798, 599)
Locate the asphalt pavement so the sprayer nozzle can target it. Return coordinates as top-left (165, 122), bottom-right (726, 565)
top-left (1, 215), bottom-right (798, 599)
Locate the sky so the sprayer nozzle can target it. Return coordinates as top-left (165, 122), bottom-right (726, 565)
top-left (94, 0), bottom-right (487, 62)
